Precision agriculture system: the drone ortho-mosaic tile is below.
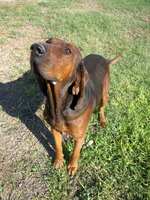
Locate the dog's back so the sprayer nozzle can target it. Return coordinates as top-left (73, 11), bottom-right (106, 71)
top-left (30, 37), bottom-right (121, 175)
top-left (83, 54), bottom-right (109, 105)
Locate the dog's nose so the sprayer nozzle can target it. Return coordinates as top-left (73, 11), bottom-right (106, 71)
top-left (30, 43), bottom-right (46, 56)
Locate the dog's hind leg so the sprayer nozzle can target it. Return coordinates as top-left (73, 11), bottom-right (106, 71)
top-left (99, 54), bottom-right (121, 127)
top-left (99, 70), bottom-right (109, 128)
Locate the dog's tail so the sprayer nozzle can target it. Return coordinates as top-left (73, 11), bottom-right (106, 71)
top-left (108, 54), bottom-right (122, 65)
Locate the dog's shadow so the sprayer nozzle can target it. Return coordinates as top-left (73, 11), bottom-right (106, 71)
top-left (0, 70), bottom-right (55, 158)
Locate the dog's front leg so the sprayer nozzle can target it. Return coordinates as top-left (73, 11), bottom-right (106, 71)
top-left (52, 129), bottom-right (64, 168)
top-left (68, 137), bottom-right (84, 176)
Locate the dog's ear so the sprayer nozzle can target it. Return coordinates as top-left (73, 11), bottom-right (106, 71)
top-left (36, 74), bottom-right (47, 96)
top-left (30, 60), bottom-right (47, 96)
top-left (72, 61), bottom-right (89, 96)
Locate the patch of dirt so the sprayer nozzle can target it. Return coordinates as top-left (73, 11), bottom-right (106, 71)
top-left (0, 0), bottom-right (35, 3)
top-left (0, 24), bottom-right (46, 82)
top-left (124, 27), bottom-right (149, 41)
top-left (142, 16), bottom-right (150, 23)
top-left (0, 0), bottom-right (16, 2)
top-left (75, 0), bottom-right (103, 10)
top-left (0, 24), bottom-right (53, 200)
top-left (67, 0), bottom-right (104, 13)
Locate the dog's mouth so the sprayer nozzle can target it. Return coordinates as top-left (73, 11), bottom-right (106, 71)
top-left (31, 59), bottom-right (58, 83)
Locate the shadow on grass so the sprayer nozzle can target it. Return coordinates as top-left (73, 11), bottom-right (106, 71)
top-left (0, 70), bottom-right (55, 158)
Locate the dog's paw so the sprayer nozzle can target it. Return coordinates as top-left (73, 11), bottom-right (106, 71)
top-left (67, 163), bottom-right (78, 176)
top-left (100, 120), bottom-right (106, 128)
top-left (53, 158), bottom-right (64, 169)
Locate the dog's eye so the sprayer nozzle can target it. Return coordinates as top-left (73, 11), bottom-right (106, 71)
top-left (46, 38), bottom-right (53, 44)
top-left (64, 47), bottom-right (72, 55)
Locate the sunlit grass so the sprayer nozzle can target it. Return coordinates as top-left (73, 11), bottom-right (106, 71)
top-left (0, 0), bottom-right (149, 199)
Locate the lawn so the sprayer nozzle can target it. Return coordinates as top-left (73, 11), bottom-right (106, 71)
top-left (0, 0), bottom-right (150, 199)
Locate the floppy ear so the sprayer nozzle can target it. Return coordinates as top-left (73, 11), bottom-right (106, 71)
top-left (72, 61), bottom-right (89, 96)
top-left (30, 57), bottom-right (47, 96)
top-left (36, 74), bottom-right (47, 97)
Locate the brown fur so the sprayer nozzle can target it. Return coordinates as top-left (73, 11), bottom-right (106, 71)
top-left (30, 38), bottom-right (121, 175)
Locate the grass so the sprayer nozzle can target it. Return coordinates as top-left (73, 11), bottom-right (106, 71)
top-left (0, 0), bottom-right (150, 199)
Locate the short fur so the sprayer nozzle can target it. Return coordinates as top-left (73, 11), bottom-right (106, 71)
top-left (30, 38), bottom-right (121, 175)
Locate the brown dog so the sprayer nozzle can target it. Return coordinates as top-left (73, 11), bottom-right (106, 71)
top-left (30, 38), bottom-right (121, 175)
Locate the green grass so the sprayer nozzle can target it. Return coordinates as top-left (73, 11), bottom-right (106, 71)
top-left (0, 0), bottom-right (150, 199)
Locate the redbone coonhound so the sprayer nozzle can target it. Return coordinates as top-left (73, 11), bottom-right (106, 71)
top-left (30, 38), bottom-right (121, 175)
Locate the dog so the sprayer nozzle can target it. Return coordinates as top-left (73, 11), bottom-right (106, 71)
top-left (30, 38), bottom-right (121, 175)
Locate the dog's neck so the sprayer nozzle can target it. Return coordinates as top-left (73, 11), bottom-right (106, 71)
top-left (44, 69), bottom-right (95, 127)
top-left (46, 75), bottom-right (76, 124)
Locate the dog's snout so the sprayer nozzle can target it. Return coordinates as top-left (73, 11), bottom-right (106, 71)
top-left (30, 43), bottom-right (46, 56)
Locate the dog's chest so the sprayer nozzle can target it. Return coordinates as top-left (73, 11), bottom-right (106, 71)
top-left (43, 81), bottom-right (96, 134)
top-left (43, 83), bottom-right (73, 132)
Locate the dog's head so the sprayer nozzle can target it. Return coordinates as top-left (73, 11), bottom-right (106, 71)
top-left (30, 38), bottom-right (82, 84)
